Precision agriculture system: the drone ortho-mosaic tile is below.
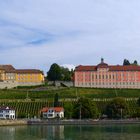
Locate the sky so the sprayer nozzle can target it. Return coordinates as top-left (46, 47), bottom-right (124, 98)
top-left (0, 0), bottom-right (140, 73)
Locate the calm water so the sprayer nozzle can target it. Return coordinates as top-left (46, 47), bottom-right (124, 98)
top-left (0, 124), bottom-right (140, 140)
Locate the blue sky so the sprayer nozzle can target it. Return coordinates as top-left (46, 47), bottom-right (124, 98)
top-left (0, 0), bottom-right (140, 72)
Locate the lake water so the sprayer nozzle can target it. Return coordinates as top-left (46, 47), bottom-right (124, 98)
top-left (0, 124), bottom-right (140, 140)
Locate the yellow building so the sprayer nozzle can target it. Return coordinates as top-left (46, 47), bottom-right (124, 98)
top-left (15, 69), bottom-right (44, 86)
top-left (0, 65), bottom-right (44, 87)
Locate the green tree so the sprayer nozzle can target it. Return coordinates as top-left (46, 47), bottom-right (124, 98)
top-left (123, 59), bottom-right (130, 65)
top-left (73, 97), bottom-right (99, 119)
top-left (137, 97), bottom-right (140, 107)
top-left (64, 102), bottom-right (74, 119)
top-left (105, 97), bottom-right (128, 119)
top-left (133, 60), bottom-right (138, 65)
top-left (54, 93), bottom-right (59, 107)
top-left (47, 63), bottom-right (73, 82)
top-left (47, 63), bottom-right (61, 81)
top-left (60, 67), bottom-right (72, 81)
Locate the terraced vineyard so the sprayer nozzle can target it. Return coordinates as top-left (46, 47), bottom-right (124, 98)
top-left (0, 101), bottom-right (49, 118)
top-left (0, 87), bottom-right (139, 118)
top-left (0, 99), bottom-right (138, 118)
top-left (0, 87), bottom-right (140, 100)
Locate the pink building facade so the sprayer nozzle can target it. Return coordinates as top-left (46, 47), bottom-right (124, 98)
top-left (74, 59), bottom-right (140, 89)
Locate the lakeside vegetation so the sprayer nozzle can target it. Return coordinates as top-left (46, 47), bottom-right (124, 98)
top-left (0, 99), bottom-right (138, 119)
top-left (0, 86), bottom-right (140, 119)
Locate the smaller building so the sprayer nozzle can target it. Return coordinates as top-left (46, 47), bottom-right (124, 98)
top-left (41, 107), bottom-right (64, 119)
top-left (0, 106), bottom-right (15, 120)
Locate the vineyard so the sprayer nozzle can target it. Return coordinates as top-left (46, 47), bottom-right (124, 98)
top-left (0, 87), bottom-right (139, 118)
top-left (0, 87), bottom-right (140, 100)
top-left (0, 99), bottom-right (138, 118)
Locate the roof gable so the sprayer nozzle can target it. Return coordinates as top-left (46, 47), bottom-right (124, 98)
top-left (41, 107), bottom-right (64, 112)
top-left (75, 65), bottom-right (140, 71)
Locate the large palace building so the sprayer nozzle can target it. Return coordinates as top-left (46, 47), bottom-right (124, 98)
top-left (74, 59), bottom-right (140, 89)
top-left (0, 65), bottom-right (44, 88)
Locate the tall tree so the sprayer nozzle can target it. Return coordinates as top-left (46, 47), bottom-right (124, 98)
top-left (64, 102), bottom-right (74, 119)
top-left (54, 93), bottom-right (59, 107)
top-left (133, 60), bottom-right (138, 65)
top-left (47, 63), bottom-right (61, 81)
top-left (123, 59), bottom-right (130, 65)
top-left (105, 97), bottom-right (128, 119)
top-left (73, 97), bottom-right (99, 119)
top-left (137, 97), bottom-right (140, 107)
top-left (60, 67), bottom-right (72, 81)
top-left (47, 63), bottom-right (73, 81)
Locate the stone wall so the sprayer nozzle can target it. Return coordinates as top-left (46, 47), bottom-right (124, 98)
top-left (0, 81), bottom-right (18, 89)
top-left (0, 81), bottom-right (44, 89)
top-left (0, 120), bottom-right (27, 126)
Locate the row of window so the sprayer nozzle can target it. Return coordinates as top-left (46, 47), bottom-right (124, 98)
top-left (18, 77), bottom-right (39, 80)
top-left (0, 110), bottom-right (15, 113)
top-left (77, 82), bottom-right (138, 86)
top-left (77, 74), bottom-right (136, 81)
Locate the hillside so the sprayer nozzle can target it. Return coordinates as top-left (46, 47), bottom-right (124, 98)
top-left (0, 87), bottom-right (140, 100)
top-left (0, 87), bottom-right (139, 118)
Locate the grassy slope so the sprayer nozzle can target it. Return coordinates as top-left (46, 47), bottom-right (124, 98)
top-left (0, 87), bottom-right (140, 99)
top-left (0, 87), bottom-right (139, 118)
top-left (0, 100), bottom-right (138, 118)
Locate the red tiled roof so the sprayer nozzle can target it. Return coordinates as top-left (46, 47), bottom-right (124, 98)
top-left (97, 62), bottom-right (108, 68)
top-left (75, 65), bottom-right (140, 71)
top-left (16, 69), bottom-right (44, 74)
top-left (0, 106), bottom-right (15, 110)
top-left (41, 107), bottom-right (64, 112)
top-left (0, 65), bottom-right (15, 71)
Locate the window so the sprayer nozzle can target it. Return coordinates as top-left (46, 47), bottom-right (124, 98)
top-left (113, 75), bottom-right (115, 79)
top-left (48, 114), bottom-right (53, 117)
top-left (106, 75), bottom-right (108, 79)
top-left (6, 115), bottom-right (9, 118)
top-left (6, 110), bottom-right (9, 113)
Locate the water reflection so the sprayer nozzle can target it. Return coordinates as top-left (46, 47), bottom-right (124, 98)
top-left (0, 124), bottom-right (140, 140)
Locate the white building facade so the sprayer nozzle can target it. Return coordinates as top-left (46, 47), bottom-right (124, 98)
top-left (41, 107), bottom-right (64, 119)
top-left (0, 106), bottom-right (15, 120)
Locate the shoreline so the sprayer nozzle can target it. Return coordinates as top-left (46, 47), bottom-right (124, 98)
top-left (27, 119), bottom-right (140, 126)
top-left (0, 120), bottom-right (27, 126)
top-left (0, 119), bottom-right (140, 126)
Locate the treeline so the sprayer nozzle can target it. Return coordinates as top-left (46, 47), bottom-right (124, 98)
top-left (63, 97), bottom-right (140, 119)
top-left (123, 59), bottom-right (138, 66)
top-left (47, 63), bottom-right (74, 81)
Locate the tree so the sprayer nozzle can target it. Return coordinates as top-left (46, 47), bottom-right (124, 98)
top-left (105, 97), bottom-right (128, 119)
top-left (64, 102), bottom-right (74, 119)
top-left (73, 97), bottom-right (99, 119)
top-left (133, 60), bottom-right (138, 66)
top-left (47, 63), bottom-right (73, 81)
top-left (54, 93), bottom-right (60, 107)
top-left (47, 63), bottom-right (61, 81)
top-left (60, 67), bottom-right (72, 81)
top-left (137, 97), bottom-right (140, 107)
top-left (123, 59), bottom-right (130, 65)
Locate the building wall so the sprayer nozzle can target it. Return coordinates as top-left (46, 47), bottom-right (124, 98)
top-left (15, 73), bottom-right (44, 85)
top-left (5, 73), bottom-right (16, 81)
top-left (0, 110), bottom-right (15, 119)
top-left (0, 65), bottom-right (45, 88)
top-left (74, 68), bottom-right (140, 89)
top-left (43, 111), bottom-right (64, 119)
top-left (0, 81), bottom-right (18, 89)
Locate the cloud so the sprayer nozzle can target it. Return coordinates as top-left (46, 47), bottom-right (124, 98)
top-left (61, 64), bottom-right (75, 70)
top-left (0, 0), bottom-right (140, 72)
